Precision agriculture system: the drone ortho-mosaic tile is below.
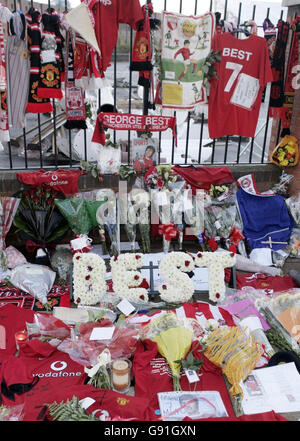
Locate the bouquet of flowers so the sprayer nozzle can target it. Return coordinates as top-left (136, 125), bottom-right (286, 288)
top-left (144, 165), bottom-right (182, 191)
top-left (203, 326), bottom-right (262, 405)
top-left (58, 317), bottom-right (139, 368)
top-left (95, 189), bottom-right (119, 256)
top-left (14, 187), bottom-right (68, 263)
top-left (143, 312), bottom-right (194, 391)
top-left (271, 135), bottom-right (299, 167)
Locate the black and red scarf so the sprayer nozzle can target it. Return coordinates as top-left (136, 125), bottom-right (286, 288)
top-left (269, 19), bottom-right (290, 115)
top-left (64, 31), bottom-right (87, 130)
top-left (37, 8), bottom-right (64, 100)
top-left (25, 8), bottom-right (53, 113)
top-left (130, 1), bottom-right (156, 107)
top-left (280, 16), bottom-right (300, 136)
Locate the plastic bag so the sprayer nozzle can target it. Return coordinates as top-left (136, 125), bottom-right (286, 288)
top-left (97, 145), bottom-right (121, 175)
top-left (286, 193), bottom-right (300, 225)
top-left (10, 264), bottom-right (56, 304)
top-left (50, 247), bottom-right (73, 282)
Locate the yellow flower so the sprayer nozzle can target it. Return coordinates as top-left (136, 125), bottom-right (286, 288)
top-left (152, 327), bottom-right (193, 391)
top-left (280, 159), bottom-right (289, 166)
top-left (286, 145), bottom-right (295, 154)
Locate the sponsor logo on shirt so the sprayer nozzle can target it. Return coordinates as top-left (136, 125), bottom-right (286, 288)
top-left (32, 360), bottom-right (83, 378)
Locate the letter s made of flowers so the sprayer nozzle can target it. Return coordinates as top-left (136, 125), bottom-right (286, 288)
top-left (158, 252), bottom-right (195, 303)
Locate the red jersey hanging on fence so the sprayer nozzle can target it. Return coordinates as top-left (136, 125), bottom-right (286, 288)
top-left (208, 33), bottom-right (273, 138)
top-left (82, 0), bottom-right (144, 77)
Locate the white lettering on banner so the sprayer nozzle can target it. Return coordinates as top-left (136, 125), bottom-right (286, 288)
top-left (222, 47), bottom-right (253, 61)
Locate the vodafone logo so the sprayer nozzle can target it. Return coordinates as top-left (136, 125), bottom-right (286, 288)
top-left (50, 361), bottom-right (67, 371)
top-left (51, 174), bottom-right (58, 181)
top-left (32, 360), bottom-right (82, 379)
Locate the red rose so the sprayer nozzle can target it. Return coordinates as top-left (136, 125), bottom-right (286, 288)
top-left (208, 238), bottom-right (218, 252)
top-left (229, 244), bottom-right (237, 254)
top-left (157, 176), bottom-right (164, 189)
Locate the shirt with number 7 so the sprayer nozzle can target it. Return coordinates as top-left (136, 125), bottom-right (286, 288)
top-left (208, 32), bottom-right (273, 139)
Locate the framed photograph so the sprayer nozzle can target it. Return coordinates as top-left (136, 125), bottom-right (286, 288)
top-left (131, 138), bottom-right (159, 171)
top-left (158, 391), bottom-right (228, 421)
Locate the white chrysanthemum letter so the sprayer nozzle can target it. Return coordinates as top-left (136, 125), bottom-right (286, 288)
top-left (110, 253), bottom-right (148, 302)
top-left (158, 252), bottom-right (195, 303)
top-left (73, 253), bottom-right (106, 305)
top-left (195, 251), bottom-right (236, 302)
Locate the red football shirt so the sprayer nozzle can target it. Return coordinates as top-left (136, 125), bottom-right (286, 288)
top-left (85, 0), bottom-right (144, 74)
top-left (208, 33), bottom-right (273, 138)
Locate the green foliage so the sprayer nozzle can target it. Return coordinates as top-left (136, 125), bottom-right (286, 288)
top-left (46, 396), bottom-right (99, 421)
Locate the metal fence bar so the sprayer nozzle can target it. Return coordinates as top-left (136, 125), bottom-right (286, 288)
top-left (37, 114), bottom-right (43, 168)
top-left (127, 27), bottom-right (133, 164)
top-left (184, 112), bottom-right (190, 164)
top-left (198, 112), bottom-right (204, 163)
top-left (171, 111), bottom-right (176, 164)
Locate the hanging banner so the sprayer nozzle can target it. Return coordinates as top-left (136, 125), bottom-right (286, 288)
top-left (92, 112), bottom-right (177, 146)
top-left (160, 11), bottom-right (215, 110)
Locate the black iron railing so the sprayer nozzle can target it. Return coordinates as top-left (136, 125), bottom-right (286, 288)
top-left (2, 0), bottom-right (288, 171)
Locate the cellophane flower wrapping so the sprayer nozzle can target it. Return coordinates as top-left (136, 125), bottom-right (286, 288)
top-left (256, 288), bottom-right (300, 355)
top-left (286, 193), bottom-right (300, 225)
top-left (55, 196), bottom-right (94, 236)
top-left (204, 326), bottom-right (262, 399)
top-left (142, 312), bottom-right (200, 391)
top-left (57, 318), bottom-right (139, 368)
top-left (95, 189), bottom-right (119, 256)
top-left (26, 312), bottom-right (71, 341)
top-left (0, 403), bottom-right (25, 421)
top-left (204, 199), bottom-right (238, 240)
